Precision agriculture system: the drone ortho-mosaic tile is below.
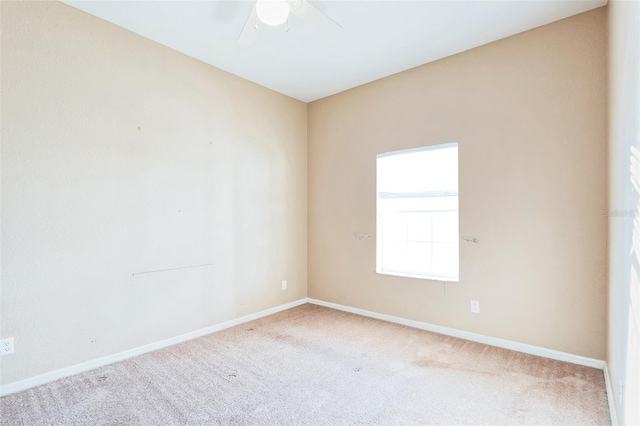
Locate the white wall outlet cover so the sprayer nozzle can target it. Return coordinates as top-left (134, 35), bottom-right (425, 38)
top-left (470, 300), bottom-right (480, 314)
top-left (281, 280), bottom-right (287, 290)
top-left (1, 338), bottom-right (14, 355)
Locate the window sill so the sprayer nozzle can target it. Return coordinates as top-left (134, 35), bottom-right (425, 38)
top-left (376, 269), bottom-right (459, 282)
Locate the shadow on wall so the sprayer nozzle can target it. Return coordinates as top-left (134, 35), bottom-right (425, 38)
top-left (609, 2), bottom-right (640, 420)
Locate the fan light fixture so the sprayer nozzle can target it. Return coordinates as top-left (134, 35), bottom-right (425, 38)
top-left (256, 0), bottom-right (290, 26)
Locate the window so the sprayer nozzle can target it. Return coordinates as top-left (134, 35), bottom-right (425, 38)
top-left (376, 143), bottom-right (459, 281)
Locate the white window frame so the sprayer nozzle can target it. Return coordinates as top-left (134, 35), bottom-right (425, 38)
top-left (376, 142), bottom-right (459, 282)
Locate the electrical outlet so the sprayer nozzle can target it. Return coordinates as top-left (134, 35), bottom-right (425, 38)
top-left (282, 280), bottom-right (287, 290)
top-left (470, 300), bottom-right (480, 314)
top-left (1, 338), bottom-right (14, 356)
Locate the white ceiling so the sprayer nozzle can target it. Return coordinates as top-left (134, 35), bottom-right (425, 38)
top-left (62, 0), bottom-right (606, 102)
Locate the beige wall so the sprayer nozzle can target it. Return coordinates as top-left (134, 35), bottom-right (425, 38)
top-left (308, 8), bottom-right (608, 359)
top-left (0, 0), bottom-right (611, 390)
top-left (608, 1), bottom-right (640, 424)
top-left (0, 1), bottom-right (307, 385)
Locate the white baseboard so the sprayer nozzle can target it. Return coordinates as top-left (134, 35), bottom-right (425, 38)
top-left (0, 298), bottom-right (309, 397)
top-left (308, 298), bottom-right (605, 369)
top-left (603, 362), bottom-right (619, 426)
top-left (2, 297), bottom-right (609, 407)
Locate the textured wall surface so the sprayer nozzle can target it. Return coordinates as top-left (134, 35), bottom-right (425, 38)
top-left (1, 1), bottom-right (307, 385)
top-left (308, 9), bottom-right (608, 360)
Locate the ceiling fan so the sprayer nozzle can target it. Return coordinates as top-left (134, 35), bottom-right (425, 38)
top-left (238, 0), bottom-right (342, 44)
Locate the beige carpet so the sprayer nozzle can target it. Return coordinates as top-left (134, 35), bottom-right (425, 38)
top-left (1, 304), bottom-right (610, 425)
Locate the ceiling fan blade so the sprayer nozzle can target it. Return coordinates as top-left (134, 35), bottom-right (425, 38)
top-left (290, 0), bottom-right (342, 35)
top-left (238, 3), bottom-right (259, 45)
